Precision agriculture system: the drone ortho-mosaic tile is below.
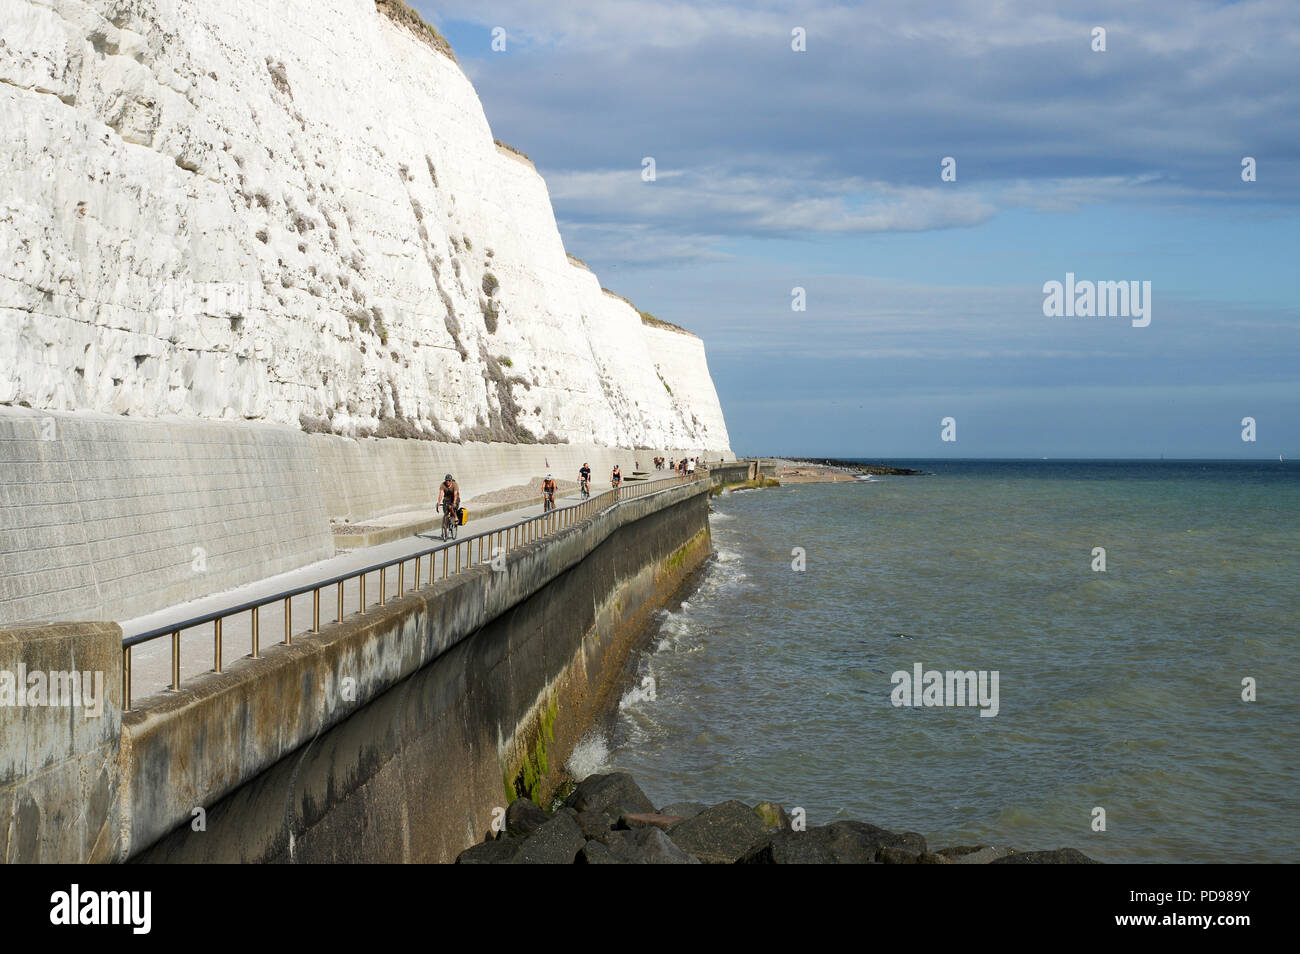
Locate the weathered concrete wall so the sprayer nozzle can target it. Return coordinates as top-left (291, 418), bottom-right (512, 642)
top-left (0, 621), bottom-right (122, 862)
top-left (707, 461), bottom-right (753, 487)
top-left (309, 434), bottom-right (705, 524)
top-left (0, 407), bottom-right (332, 627)
top-left (126, 479), bottom-right (712, 862)
top-left (0, 404), bottom-right (711, 627)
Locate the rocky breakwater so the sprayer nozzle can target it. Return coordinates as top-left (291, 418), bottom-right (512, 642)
top-left (456, 773), bottom-right (1099, 865)
top-left (791, 458), bottom-right (929, 477)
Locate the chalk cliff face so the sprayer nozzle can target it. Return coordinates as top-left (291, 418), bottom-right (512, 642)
top-left (0, 0), bottom-right (731, 454)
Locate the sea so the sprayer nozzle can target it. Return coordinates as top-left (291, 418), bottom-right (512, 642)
top-left (571, 460), bottom-right (1300, 863)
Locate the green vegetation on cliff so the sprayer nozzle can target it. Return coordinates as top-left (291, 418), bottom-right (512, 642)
top-left (376, 1), bottom-right (457, 63)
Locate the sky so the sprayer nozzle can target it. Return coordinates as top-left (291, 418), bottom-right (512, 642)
top-left (414, 0), bottom-right (1298, 458)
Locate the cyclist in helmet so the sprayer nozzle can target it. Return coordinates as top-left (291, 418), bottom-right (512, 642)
top-left (438, 473), bottom-right (460, 519)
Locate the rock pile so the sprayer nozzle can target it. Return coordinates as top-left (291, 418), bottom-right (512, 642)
top-left (456, 773), bottom-right (1100, 865)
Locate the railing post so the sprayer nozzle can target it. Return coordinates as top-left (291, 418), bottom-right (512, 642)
top-left (312, 588), bottom-right (321, 634)
top-left (171, 630), bottom-right (181, 690)
top-left (399, 561), bottom-right (405, 595)
top-left (337, 581), bottom-right (344, 622)
top-left (284, 596), bottom-right (292, 645)
top-left (122, 646), bottom-right (131, 713)
top-left (379, 567), bottom-right (387, 606)
top-left (415, 556), bottom-right (420, 587)
top-left (359, 573), bottom-right (366, 613)
top-left (214, 617), bottom-right (223, 673)
top-left (251, 606), bottom-right (260, 659)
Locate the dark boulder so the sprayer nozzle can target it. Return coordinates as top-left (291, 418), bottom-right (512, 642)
top-left (616, 812), bottom-right (687, 832)
top-left (563, 772), bottom-right (656, 817)
top-left (505, 798), bottom-right (550, 838)
top-left (991, 847), bottom-right (1100, 864)
top-left (576, 840), bottom-right (621, 864)
top-left (575, 810), bottom-right (615, 840)
top-left (879, 845), bottom-right (952, 864)
top-left (455, 838), bottom-right (519, 864)
top-left (633, 827), bottom-right (701, 864)
top-left (591, 827), bottom-right (701, 864)
top-left (938, 845), bottom-right (1016, 864)
top-left (740, 821), bottom-right (928, 864)
top-left (506, 812), bottom-right (587, 864)
top-left (659, 801), bottom-right (708, 820)
top-left (752, 802), bottom-right (790, 831)
top-left (667, 800), bottom-right (769, 864)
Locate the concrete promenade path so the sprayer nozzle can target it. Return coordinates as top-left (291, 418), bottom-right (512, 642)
top-left (120, 472), bottom-right (684, 702)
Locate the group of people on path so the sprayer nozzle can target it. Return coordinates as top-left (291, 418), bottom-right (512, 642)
top-left (437, 454), bottom-right (704, 525)
top-left (653, 455), bottom-right (699, 475)
top-left (547, 462), bottom-right (616, 512)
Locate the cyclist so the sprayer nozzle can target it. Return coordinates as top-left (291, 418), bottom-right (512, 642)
top-left (579, 462), bottom-right (591, 497)
top-left (611, 464), bottom-right (622, 491)
top-left (438, 473), bottom-right (460, 539)
top-left (542, 473), bottom-right (557, 512)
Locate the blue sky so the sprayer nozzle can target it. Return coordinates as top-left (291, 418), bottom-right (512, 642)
top-left (417, 0), bottom-right (1298, 458)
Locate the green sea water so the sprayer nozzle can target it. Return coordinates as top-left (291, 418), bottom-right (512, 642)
top-left (595, 460), bottom-right (1300, 863)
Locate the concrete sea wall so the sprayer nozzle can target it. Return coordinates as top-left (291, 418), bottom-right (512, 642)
top-left (3, 476), bottom-right (710, 862)
top-left (0, 407), bottom-right (332, 627)
top-left (127, 478), bottom-right (711, 862)
top-left (0, 620), bottom-right (123, 863)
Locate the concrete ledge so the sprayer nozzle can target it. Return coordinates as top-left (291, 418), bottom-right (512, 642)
top-left (706, 461), bottom-right (754, 486)
top-left (0, 621), bottom-right (123, 863)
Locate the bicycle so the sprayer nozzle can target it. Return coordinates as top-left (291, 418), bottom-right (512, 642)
top-left (543, 492), bottom-right (556, 514)
top-left (440, 502), bottom-right (458, 541)
top-left (579, 480), bottom-right (590, 499)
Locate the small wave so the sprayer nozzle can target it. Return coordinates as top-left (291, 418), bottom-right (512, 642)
top-left (565, 732), bottom-right (611, 780)
top-left (709, 511), bottom-right (735, 522)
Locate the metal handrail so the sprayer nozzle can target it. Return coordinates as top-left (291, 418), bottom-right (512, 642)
top-left (120, 471), bottom-right (707, 710)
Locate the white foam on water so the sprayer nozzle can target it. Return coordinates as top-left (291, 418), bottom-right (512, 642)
top-left (566, 732), bottom-right (611, 780)
top-left (620, 673), bottom-right (657, 708)
top-left (655, 608), bottom-right (698, 652)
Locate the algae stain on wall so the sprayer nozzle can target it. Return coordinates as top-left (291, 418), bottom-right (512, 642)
top-left (663, 526), bottom-right (709, 578)
top-left (504, 692), bottom-right (559, 804)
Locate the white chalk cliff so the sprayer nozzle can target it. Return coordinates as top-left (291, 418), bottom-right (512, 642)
top-left (0, 0), bottom-right (732, 454)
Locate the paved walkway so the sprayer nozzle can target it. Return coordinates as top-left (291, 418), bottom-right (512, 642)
top-left (121, 472), bottom-right (682, 702)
